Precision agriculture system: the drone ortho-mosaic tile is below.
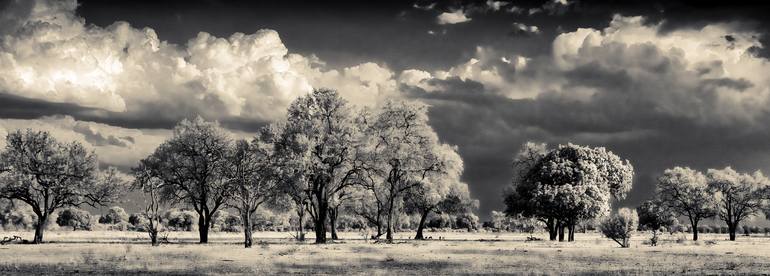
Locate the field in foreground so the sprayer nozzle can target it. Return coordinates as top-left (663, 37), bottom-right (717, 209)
top-left (1, 231), bottom-right (769, 275)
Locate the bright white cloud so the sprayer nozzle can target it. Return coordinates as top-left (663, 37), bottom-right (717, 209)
top-left (0, 0), bottom-right (400, 123)
top-left (437, 10), bottom-right (471, 25)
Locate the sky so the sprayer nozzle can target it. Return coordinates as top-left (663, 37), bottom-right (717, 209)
top-left (1, 0), bottom-right (770, 220)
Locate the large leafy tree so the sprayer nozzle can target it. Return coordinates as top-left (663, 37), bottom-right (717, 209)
top-left (506, 143), bottom-right (634, 241)
top-left (279, 88), bottom-right (359, 244)
top-left (706, 167), bottom-right (769, 241)
top-left (0, 129), bottom-right (125, 243)
top-left (403, 144), bottom-right (471, 240)
top-left (357, 101), bottom-right (457, 241)
top-left (656, 166), bottom-right (716, 241)
top-left (226, 124), bottom-right (284, 248)
top-left (137, 117), bottom-right (232, 243)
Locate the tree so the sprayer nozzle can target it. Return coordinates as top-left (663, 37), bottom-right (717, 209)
top-left (225, 124), bottom-right (283, 248)
top-left (406, 179), bottom-right (475, 240)
top-left (279, 89), bottom-right (360, 244)
top-left (706, 167), bottom-right (769, 241)
top-left (636, 199), bottom-right (677, 246)
top-left (600, 208), bottom-right (638, 248)
top-left (505, 143), bottom-right (634, 242)
top-left (656, 167), bottom-right (716, 241)
top-left (56, 208), bottom-right (93, 231)
top-left (0, 129), bottom-right (126, 243)
top-left (138, 117), bottom-right (232, 243)
top-left (99, 206), bottom-right (129, 224)
top-left (133, 165), bottom-right (166, 246)
top-left (357, 101), bottom-right (454, 241)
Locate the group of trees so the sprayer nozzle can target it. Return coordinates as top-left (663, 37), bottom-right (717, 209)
top-left (644, 166), bottom-right (769, 241)
top-left (504, 141), bottom-right (770, 247)
top-left (133, 89), bottom-right (476, 247)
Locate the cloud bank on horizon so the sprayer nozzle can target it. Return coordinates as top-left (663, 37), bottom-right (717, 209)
top-left (1, 0), bottom-right (769, 217)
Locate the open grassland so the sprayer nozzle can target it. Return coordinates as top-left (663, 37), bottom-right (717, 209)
top-left (0, 231), bottom-right (769, 275)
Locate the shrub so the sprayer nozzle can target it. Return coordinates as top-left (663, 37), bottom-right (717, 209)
top-left (107, 221), bottom-right (131, 231)
top-left (0, 199), bottom-right (37, 230)
top-left (600, 208), bottom-right (638, 248)
top-left (98, 206), bottom-right (129, 224)
top-left (56, 208), bottom-right (93, 231)
top-left (162, 209), bottom-right (197, 231)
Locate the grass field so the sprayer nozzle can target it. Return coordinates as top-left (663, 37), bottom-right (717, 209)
top-left (1, 230), bottom-right (769, 275)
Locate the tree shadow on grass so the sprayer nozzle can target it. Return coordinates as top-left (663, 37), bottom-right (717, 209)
top-left (274, 258), bottom-right (463, 274)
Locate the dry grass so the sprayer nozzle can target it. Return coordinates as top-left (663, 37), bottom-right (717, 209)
top-left (0, 230), bottom-right (768, 275)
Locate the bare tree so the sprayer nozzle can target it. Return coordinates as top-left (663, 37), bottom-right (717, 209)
top-left (133, 165), bottom-right (165, 246)
top-left (137, 117), bottom-right (232, 243)
top-left (0, 129), bottom-right (125, 243)
top-left (656, 166), bottom-right (716, 241)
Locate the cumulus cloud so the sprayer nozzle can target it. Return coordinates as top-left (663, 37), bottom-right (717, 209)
top-left (0, 0), bottom-right (401, 127)
top-left (436, 10), bottom-right (471, 25)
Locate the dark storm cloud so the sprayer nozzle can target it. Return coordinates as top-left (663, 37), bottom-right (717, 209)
top-left (405, 73), bottom-right (770, 216)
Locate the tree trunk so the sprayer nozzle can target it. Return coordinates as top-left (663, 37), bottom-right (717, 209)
top-left (149, 229), bottom-right (159, 246)
top-left (568, 223), bottom-right (575, 242)
top-left (33, 214), bottom-right (47, 244)
top-left (314, 194), bottom-right (328, 244)
top-left (297, 208), bottom-right (306, 241)
top-left (558, 223), bottom-right (565, 242)
top-left (198, 214), bottom-right (209, 243)
top-left (691, 220), bottom-right (698, 241)
top-left (243, 211), bottom-right (253, 248)
top-left (415, 209), bottom-right (430, 240)
top-left (385, 200), bottom-right (394, 241)
top-left (329, 208), bottom-right (339, 240)
top-left (546, 218), bottom-right (557, 241)
top-left (728, 223), bottom-right (737, 241)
